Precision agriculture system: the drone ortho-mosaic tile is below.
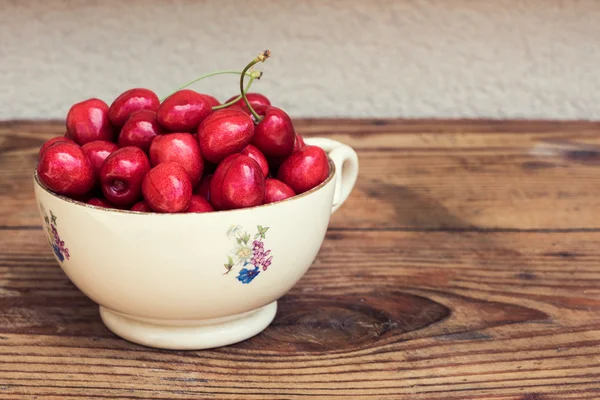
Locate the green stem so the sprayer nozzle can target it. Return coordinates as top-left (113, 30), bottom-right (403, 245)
top-left (212, 76), bottom-right (256, 110)
top-left (160, 70), bottom-right (257, 102)
top-left (240, 50), bottom-right (271, 122)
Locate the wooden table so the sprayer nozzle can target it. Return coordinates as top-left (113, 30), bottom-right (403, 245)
top-left (1, 119), bottom-right (600, 399)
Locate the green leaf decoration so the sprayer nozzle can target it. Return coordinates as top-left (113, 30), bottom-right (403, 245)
top-left (236, 238), bottom-right (242, 244)
top-left (254, 233), bottom-right (260, 239)
top-left (243, 234), bottom-right (250, 244)
top-left (228, 256), bottom-right (234, 266)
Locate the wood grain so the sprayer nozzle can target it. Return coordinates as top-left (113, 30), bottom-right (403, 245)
top-left (1, 119), bottom-right (600, 399)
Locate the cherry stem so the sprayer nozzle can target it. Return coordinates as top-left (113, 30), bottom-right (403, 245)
top-left (160, 70), bottom-right (260, 102)
top-left (211, 75), bottom-right (257, 110)
top-left (240, 50), bottom-right (271, 122)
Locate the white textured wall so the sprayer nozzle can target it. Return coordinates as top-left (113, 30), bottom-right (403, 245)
top-left (1, 0), bottom-right (600, 120)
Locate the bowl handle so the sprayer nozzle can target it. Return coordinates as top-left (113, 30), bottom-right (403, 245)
top-left (304, 137), bottom-right (359, 214)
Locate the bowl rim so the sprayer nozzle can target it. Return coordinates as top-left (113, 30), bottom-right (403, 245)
top-left (33, 158), bottom-right (337, 215)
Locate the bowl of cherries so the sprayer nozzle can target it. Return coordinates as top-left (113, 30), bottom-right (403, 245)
top-left (32, 51), bottom-right (359, 350)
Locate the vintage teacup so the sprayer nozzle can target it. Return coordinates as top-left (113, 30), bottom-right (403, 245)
top-left (32, 137), bottom-right (358, 350)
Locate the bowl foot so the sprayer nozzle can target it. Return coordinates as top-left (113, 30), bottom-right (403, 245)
top-left (99, 302), bottom-right (277, 350)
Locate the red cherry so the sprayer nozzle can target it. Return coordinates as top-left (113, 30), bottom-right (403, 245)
top-left (277, 145), bottom-right (330, 194)
top-left (197, 108), bottom-right (254, 164)
top-left (157, 89), bottom-right (213, 132)
top-left (39, 136), bottom-right (75, 161)
top-left (294, 134), bottom-right (306, 151)
top-left (266, 134), bottom-right (306, 169)
top-left (66, 98), bottom-right (115, 145)
top-left (210, 154), bottom-right (265, 210)
top-left (82, 140), bottom-right (119, 177)
top-left (99, 146), bottom-right (151, 206)
top-left (109, 88), bottom-right (160, 127)
top-left (149, 132), bottom-right (203, 187)
top-left (204, 95), bottom-right (221, 108)
top-left (194, 174), bottom-right (213, 200)
top-left (142, 162), bottom-right (192, 213)
top-left (37, 142), bottom-right (95, 196)
top-left (118, 110), bottom-right (164, 152)
top-left (264, 178), bottom-right (296, 204)
top-left (225, 92), bottom-right (271, 114)
top-left (130, 200), bottom-right (152, 212)
top-left (261, 130), bottom-right (306, 173)
top-left (87, 197), bottom-right (113, 208)
top-left (240, 144), bottom-right (269, 177)
top-left (185, 195), bottom-right (214, 213)
top-left (250, 105), bottom-right (295, 158)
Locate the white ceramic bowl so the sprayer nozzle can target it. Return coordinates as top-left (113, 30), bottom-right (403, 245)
top-left (32, 137), bottom-right (359, 350)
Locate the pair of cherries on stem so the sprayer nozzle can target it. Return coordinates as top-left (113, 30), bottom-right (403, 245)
top-left (205, 50), bottom-right (329, 211)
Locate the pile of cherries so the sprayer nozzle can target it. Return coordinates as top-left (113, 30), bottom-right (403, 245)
top-left (36, 51), bottom-right (330, 213)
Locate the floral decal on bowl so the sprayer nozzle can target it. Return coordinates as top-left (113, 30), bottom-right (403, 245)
top-left (224, 225), bottom-right (272, 284)
top-left (39, 203), bottom-right (70, 263)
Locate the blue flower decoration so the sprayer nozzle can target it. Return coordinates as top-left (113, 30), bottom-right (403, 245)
top-left (236, 267), bottom-right (260, 284)
top-left (52, 243), bottom-right (64, 262)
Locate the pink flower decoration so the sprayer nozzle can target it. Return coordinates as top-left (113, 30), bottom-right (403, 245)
top-left (262, 256), bottom-right (273, 271)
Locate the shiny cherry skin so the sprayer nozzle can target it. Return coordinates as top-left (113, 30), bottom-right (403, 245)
top-left (210, 154), bottom-right (265, 210)
top-left (142, 162), bottom-right (192, 213)
top-left (82, 140), bottom-right (119, 177)
top-left (267, 133), bottom-right (307, 171)
top-left (157, 89), bottom-right (213, 132)
top-left (277, 145), bottom-right (330, 194)
top-left (66, 98), bottom-right (115, 145)
top-left (37, 141), bottom-right (95, 196)
top-left (185, 195), bottom-right (214, 213)
top-left (197, 108), bottom-right (254, 164)
top-left (99, 146), bottom-right (151, 207)
top-left (108, 88), bottom-right (160, 127)
top-left (225, 92), bottom-right (271, 114)
top-left (264, 178), bottom-right (296, 204)
top-left (203, 94), bottom-right (220, 108)
top-left (149, 132), bottom-right (203, 187)
top-left (118, 110), bottom-right (164, 152)
top-left (39, 136), bottom-right (75, 161)
top-left (240, 144), bottom-right (269, 177)
top-left (251, 105), bottom-right (295, 158)
top-left (294, 133), bottom-right (306, 151)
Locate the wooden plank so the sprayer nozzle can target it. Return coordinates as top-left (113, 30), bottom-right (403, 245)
top-left (3, 120), bottom-right (600, 230)
top-left (1, 228), bottom-right (600, 398)
top-left (2, 119), bottom-right (600, 398)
